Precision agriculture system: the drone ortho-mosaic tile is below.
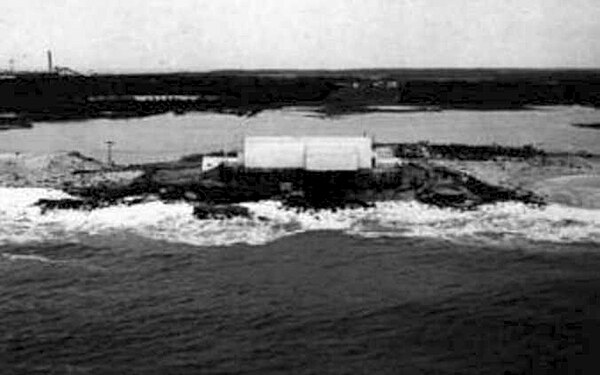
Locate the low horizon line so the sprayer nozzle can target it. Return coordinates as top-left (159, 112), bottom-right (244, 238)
top-left (3, 66), bottom-right (600, 76)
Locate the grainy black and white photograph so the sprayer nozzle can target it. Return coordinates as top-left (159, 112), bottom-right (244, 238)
top-left (1, 0), bottom-right (599, 373)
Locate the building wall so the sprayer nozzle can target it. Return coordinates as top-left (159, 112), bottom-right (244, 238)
top-left (374, 145), bottom-right (403, 168)
top-left (305, 146), bottom-right (360, 171)
top-left (244, 137), bottom-right (306, 169)
top-left (243, 136), bottom-right (373, 170)
top-left (375, 157), bottom-right (404, 168)
top-left (201, 156), bottom-right (239, 172)
top-left (374, 145), bottom-right (395, 159)
top-left (304, 138), bottom-right (372, 170)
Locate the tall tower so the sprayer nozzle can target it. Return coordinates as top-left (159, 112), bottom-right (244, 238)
top-left (47, 50), bottom-right (53, 73)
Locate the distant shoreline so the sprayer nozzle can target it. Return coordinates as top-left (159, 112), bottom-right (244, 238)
top-left (0, 103), bottom-right (588, 129)
top-left (1, 69), bottom-right (599, 124)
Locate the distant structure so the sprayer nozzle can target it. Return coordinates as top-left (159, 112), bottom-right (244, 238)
top-left (0, 50), bottom-right (83, 76)
top-left (243, 136), bottom-right (373, 171)
top-left (47, 50), bottom-right (53, 73)
top-left (45, 50), bottom-right (83, 76)
top-left (373, 145), bottom-right (404, 168)
top-left (201, 155), bottom-right (239, 172)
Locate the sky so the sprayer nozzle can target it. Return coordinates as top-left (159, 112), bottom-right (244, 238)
top-left (1, 0), bottom-right (599, 72)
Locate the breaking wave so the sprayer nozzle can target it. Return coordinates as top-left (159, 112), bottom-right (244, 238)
top-left (1, 252), bottom-right (57, 264)
top-left (1, 188), bottom-right (599, 247)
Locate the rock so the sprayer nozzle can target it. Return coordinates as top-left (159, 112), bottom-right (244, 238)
top-left (416, 185), bottom-right (480, 209)
top-left (192, 203), bottom-right (251, 220)
top-left (282, 195), bottom-right (373, 211)
top-left (35, 198), bottom-right (99, 213)
top-left (122, 195), bottom-right (157, 206)
top-left (183, 191), bottom-right (198, 201)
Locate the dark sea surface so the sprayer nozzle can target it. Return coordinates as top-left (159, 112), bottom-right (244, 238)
top-left (2, 232), bottom-right (599, 374)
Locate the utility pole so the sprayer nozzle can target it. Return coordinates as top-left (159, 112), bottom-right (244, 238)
top-left (105, 141), bottom-right (115, 167)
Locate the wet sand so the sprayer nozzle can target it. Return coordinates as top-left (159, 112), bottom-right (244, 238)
top-left (0, 152), bottom-right (141, 189)
top-left (532, 175), bottom-right (600, 209)
top-left (433, 156), bottom-right (600, 209)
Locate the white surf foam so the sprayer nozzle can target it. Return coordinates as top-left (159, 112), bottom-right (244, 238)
top-left (0, 187), bottom-right (599, 247)
top-left (1, 252), bottom-right (57, 263)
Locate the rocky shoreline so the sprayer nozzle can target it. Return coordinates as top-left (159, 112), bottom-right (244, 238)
top-left (3, 143), bottom-right (599, 219)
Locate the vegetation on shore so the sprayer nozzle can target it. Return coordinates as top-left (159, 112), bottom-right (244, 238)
top-left (1, 69), bottom-right (600, 123)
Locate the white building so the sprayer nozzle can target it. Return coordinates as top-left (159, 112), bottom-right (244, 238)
top-left (201, 155), bottom-right (239, 172)
top-left (374, 145), bottom-right (404, 168)
top-left (243, 136), bottom-right (373, 171)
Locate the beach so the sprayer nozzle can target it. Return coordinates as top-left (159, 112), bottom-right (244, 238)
top-left (433, 155), bottom-right (600, 209)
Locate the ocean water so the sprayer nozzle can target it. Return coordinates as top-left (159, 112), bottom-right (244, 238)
top-left (1, 188), bottom-right (600, 374)
top-left (1, 108), bottom-right (600, 373)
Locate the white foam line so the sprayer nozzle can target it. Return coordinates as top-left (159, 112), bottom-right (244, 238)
top-left (2, 252), bottom-right (58, 264)
top-left (0, 187), bottom-right (599, 247)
